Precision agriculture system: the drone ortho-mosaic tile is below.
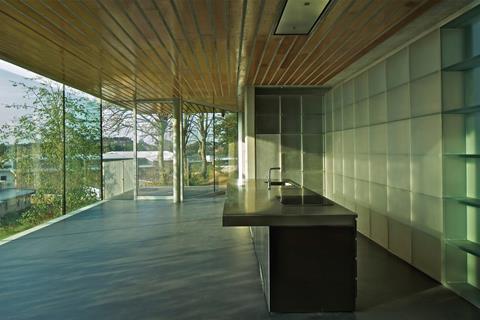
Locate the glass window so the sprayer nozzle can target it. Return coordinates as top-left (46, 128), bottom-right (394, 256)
top-left (102, 101), bottom-right (134, 200)
top-left (64, 86), bottom-right (101, 212)
top-left (0, 62), bottom-right (64, 238)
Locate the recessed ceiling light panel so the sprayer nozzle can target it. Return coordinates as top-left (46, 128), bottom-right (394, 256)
top-left (275, 0), bottom-right (332, 35)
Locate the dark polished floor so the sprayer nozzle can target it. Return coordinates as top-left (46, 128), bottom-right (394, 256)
top-left (0, 197), bottom-right (478, 320)
top-left (111, 186), bottom-right (225, 200)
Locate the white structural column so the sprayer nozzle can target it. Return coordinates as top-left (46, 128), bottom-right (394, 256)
top-left (244, 86), bottom-right (256, 179)
top-left (172, 98), bottom-right (183, 202)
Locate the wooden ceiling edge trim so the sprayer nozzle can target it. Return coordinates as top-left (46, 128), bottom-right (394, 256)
top-left (259, 37), bottom-right (285, 84)
top-left (251, 3), bottom-right (282, 84)
top-left (187, 0), bottom-right (219, 99)
top-left (239, 0), bottom-right (265, 93)
top-left (59, 1), bottom-right (175, 99)
top-left (316, 0), bottom-right (439, 85)
top-left (280, 0), bottom-right (371, 85)
top-left (208, 0), bottom-right (225, 98)
top-left (235, 0), bottom-right (249, 92)
top-left (266, 36), bottom-right (300, 86)
top-left (95, 1), bottom-right (183, 98)
top-left (224, 0), bottom-right (232, 98)
top-left (300, 0), bottom-right (394, 84)
top-left (273, 0), bottom-right (356, 85)
top-left (133, 1), bottom-right (206, 99)
top-left (168, 0), bottom-right (213, 99)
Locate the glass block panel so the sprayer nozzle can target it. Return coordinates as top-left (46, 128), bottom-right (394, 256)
top-left (344, 153), bottom-right (355, 178)
top-left (467, 206), bottom-right (480, 243)
top-left (387, 187), bottom-right (411, 224)
top-left (303, 152), bottom-right (323, 171)
top-left (334, 153), bottom-right (344, 175)
top-left (343, 80), bottom-right (355, 105)
top-left (369, 92), bottom-right (387, 124)
top-left (303, 171), bottom-right (323, 194)
top-left (411, 155), bottom-right (442, 197)
top-left (441, 28), bottom-right (465, 68)
top-left (387, 47), bottom-right (410, 89)
top-left (412, 192), bottom-right (443, 234)
top-left (444, 157), bottom-right (466, 197)
top-left (344, 176), bottom-right (355, 199)
top-left (355, 127), bottom-right (369, 154)
top-left (283, 169), bottom-right (302, 184)
top-left (388, 120), bottom-right (411, 155)
top-left (333, 86), bottom-right (343, 108)
top-left (325, 106), bottom-right (333, 132)
top-left (410, 30), bottom-right (441, 80)
top-left (343, 104), bottom-right (354, 129)
top-left (467, 158), bottom-right (480, 198)
top-left (411, 115), bottom-right (442, 156)
top-left (369, 124), bottom-right (387, 154)
top-left (334, 173), bottom-right (344, 200)
top-left (442, 71), bottom-right (465, 111)
top-left (355, 72), bottom-right (369, 101)
top-left (368, 61), bottom-right (386, 96)
top-left (466, 112), bottom-right (480, 154)
top-left (412, 228), bottom-right (441, 281)
top-left (443, 114), bottom-right (466, 154)
top-left (325, 172), bottom-right (333, 197)
top-left (387, 83), bottom-right (410, 121)
top-left (371, 183), bottom-right (387, 214)
top-left (282, 152), bottom-right (301, 172)
top-left (281, 96), bottom-right (301, 134)
top-left (303, 114), bottom-right (323, 134)
top-left (255, 134), bottom-right (280, 179)
top-left (343, 129), bottom-right (354, 154)
top-left (356, 205), bottom-right (371, 236)
top-left (302, 95), bottom-right (323, 114)
top-left (334, 107), bottom-right (343, 131)
top-left (370, 154), bottom-right (387, 185)
top-left (445, 243), bottom-right (468, 283)
top-left (333, 132), bottom-right (343, 155)
top-left (355, 154), bottom-right (370, 181)
top-left (355, 99), bottom-right (369, 127)
top-left (444, 198), bottom-right (467, 240)
top-left (387, 155), bottom-right (411, 190)
top-left (465, 68), bottom-right (480, 107)
top-left (388, 218), bottom-right (412, 262)
top-left (303, 134), bottom-right (323, 153)
top-left (255, 95), bottom-right (279, 114)
top-left (371, 211), bottom-right (388, 248)
top-left (355, 179), bottom-right (370, 206)
top-left (411, 71), bottom-right (441, 116)
top-left (281, 134), bottom-right (301, 152)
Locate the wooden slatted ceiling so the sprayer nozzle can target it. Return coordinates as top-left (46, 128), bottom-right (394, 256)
top-left (0, 0), bottom-right (447, 112)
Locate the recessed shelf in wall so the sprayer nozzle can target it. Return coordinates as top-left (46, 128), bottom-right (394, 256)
top-left (456, 197), bottom-right (480, 208)
top-left (443, 54), bottom-right (480, 71)
top-left (448, 239), bottom-right (480, 257)
top-left (447, 283), bottom-right (480, 308)
top-left (444, 105), bottom-right (480, 114)
top-left (444, 154), bottom-right (480, 158)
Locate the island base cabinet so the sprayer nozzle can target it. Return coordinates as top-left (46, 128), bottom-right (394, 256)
top-left (268, 226), bottom-right (357, 312)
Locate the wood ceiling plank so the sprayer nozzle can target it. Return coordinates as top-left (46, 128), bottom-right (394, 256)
top-left (314, 0), bottom-right (439, 84)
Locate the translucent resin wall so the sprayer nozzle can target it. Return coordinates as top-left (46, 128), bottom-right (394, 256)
top-left (323, 31), bottom-right (443, 281)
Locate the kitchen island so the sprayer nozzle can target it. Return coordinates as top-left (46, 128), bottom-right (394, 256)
top-left (223, 179), bottom-right (357, 313)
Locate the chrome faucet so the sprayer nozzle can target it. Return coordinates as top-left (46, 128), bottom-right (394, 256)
top-left (268, 167), bottom-right (281, 190)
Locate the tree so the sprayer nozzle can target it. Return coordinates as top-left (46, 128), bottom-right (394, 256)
top-left (190, 112), bottom-right (213, 179)
top-left (102, 102), bottom-right (172, 185)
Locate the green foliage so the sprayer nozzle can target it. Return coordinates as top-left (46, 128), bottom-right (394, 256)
top-left (0, 79), bottom-right (101, 239)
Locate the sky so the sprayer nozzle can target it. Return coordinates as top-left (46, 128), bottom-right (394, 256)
top-left (0, 60), bottom-right (39, 126)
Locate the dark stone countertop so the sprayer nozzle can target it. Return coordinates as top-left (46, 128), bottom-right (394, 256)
top-left (222, 179), bottom-right (357, 227)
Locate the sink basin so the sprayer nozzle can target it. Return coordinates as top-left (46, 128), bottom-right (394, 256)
top-left (279, 195), bottom-right (334, 205)
top-left (265, 180), bottom-right (296, 187)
